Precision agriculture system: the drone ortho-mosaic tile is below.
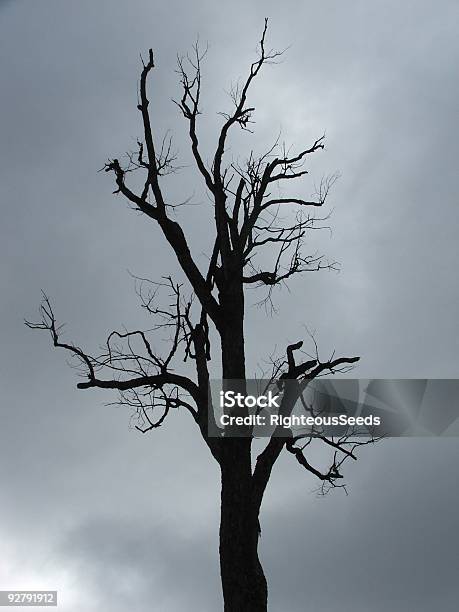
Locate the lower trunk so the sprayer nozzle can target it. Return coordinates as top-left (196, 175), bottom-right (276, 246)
top-left (218, 275), bottom-right (267, 609)
top-left (219, 443), bottom-right (267, 612)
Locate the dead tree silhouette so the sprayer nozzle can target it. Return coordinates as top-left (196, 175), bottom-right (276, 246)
top-left (27, 20), bottom-right (377, 612)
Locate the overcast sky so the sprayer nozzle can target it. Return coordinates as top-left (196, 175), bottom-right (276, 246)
top-left (1, 1), bottom-right (459, 610)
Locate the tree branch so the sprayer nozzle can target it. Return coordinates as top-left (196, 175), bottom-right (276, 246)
top-left (252, 342), bottom-right (361, 507)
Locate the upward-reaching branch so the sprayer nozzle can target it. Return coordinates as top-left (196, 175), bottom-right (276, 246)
top-left (213, 18), bottom-right (281, 186)
top-left (104, 52), bottom-right (223, 330)
top-left (174, 44), bottom-right (215, 195)
top-left (211, 18), bottom-right (283, 270)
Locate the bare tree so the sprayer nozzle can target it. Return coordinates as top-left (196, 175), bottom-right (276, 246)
top-left (27, 20), bottom-right (376, 611)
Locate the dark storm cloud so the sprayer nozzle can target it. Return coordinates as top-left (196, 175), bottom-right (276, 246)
top-left (1, 0), bottom-right (459, 610)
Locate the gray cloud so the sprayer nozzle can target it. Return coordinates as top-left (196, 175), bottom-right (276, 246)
top-left (57, 515), bottom-right (221, 612)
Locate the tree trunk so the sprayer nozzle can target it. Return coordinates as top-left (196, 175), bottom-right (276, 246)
top-left (219, 453), bottom-right (267, 611)
top-left (217, 275), bottom-right (268, 611)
